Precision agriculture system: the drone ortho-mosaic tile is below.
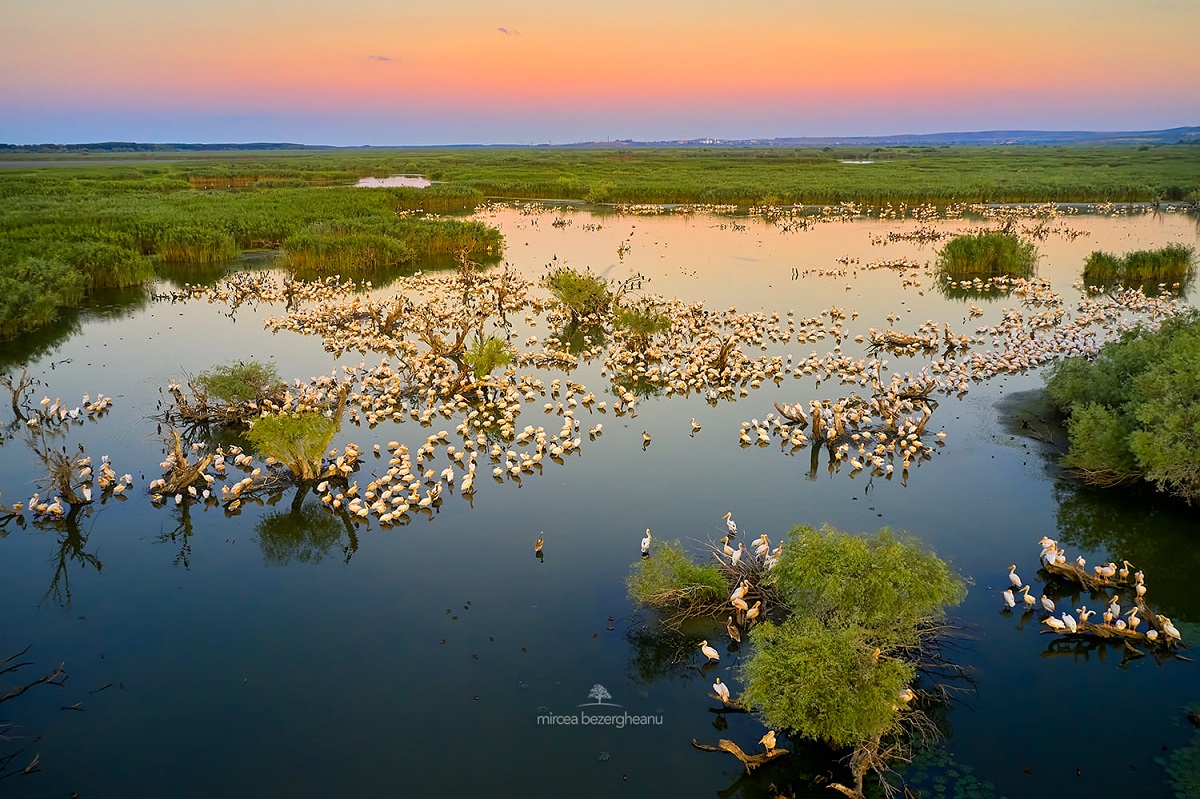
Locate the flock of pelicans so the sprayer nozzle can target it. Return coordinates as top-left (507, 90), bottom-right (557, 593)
top-left (2, 203), bottom-right (1194, 532)
top-left (1002, 536), bottom-right (1183, 647)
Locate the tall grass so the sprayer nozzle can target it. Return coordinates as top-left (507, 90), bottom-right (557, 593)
top-left (936, 231), bottom-right (1038, 281)
top-left (1082, 244), bottom-right (1195, 286)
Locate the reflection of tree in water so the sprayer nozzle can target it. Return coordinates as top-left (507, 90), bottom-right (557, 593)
top-left (155, 502), bottom-right (195, 570)
top-left (624, 622), bottom-right (708, 685)
top-left (552, 321), bottom-right (607, 358)
top-left (1054, 479), bottom-right (1200, 619)
top-left (40, 508), bottom-right (103, 609)
top-left (255, 489), bottom-right (358, 566)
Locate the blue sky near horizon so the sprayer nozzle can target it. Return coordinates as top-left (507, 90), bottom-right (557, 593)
top-left (2, 0), bottom-right (1198, 145)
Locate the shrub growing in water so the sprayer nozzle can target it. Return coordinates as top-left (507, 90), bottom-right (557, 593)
top-left (613, 302), bottom-right (671, 352)
top-left (542, 265), bottom-right (611, 322)
top-left (1082, 243), bottom-right (1195, 287)
top-left (1044, 310), bottom-right (1200, 501)
top-left (626, 539), bottom-right (727, 614)
top-left (196, 360), bottom-right (285, 405)
top-left (936, 231), bottom-right (1037, 281)
top-left (244, 412), bottom-right (339, 481)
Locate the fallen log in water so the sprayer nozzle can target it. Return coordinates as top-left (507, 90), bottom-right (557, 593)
top-left (691, 738), bottom-right (787, 773)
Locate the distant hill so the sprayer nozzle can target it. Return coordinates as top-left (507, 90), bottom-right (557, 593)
top-left (572, 127), bottom-right (1200, 148)
top-left (3, 127), bottom-right (1198, 151)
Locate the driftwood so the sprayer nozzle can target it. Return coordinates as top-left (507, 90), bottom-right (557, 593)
top-left (161, 428), bottom-right (215, 496)
top-left (691, 738), bottom-right (788, 773)
top-left (1039, 558), bottom-right (1184, 650)
top-left (706, 693), bottom-right (752, 713)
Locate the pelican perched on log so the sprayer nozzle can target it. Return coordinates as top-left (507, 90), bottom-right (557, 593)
top-left (712, 677), bottom-right (730, 704)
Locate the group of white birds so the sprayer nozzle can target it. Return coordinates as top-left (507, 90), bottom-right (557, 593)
top-left (1001, 537), bottom-right (1182, 645)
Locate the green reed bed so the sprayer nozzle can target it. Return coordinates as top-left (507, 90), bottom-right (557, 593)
top-left (0, 169), bottom-right (503, 340)
top-left (1082, 244), bottom-right (1195, 286)
top-left (936, 231), bottom-right (1038, 281)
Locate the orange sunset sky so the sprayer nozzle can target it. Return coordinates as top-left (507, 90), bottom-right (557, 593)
top-left (2, 0), bottom-right (1198, 145)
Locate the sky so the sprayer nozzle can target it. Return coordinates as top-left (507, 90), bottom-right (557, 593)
top-left (2, 0), bottom-right (1198, 146)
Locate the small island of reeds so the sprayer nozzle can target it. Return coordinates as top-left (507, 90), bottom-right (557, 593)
top-left (935, 231), bottom-right (1038, 282)
top-left (1082, 243), bottom-right (1195, 287)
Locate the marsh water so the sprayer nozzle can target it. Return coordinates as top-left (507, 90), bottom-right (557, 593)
top-left (2, 205), bottom-right (1199, 798)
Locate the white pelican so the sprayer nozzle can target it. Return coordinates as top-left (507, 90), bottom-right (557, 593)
top-left (759, 730), bottom-right (777, 753)
top-left (699, 640), bottom-right (719, 663)
top-left (731, 544), bottom-right (744, 567)
top-left (1161, 617), bottom-right (1182, 642)
top-left (1095, 562), bottom-right (1117, 580)
top-left (897, 687), bottom-right (916, 704)
top-left (1019, 585), bottom-right (1036, 610)
top-left (1125, 608), bottom-right (1141, 631)
top-left (721, 537), bottom-right (735, 557)
top-left (1002, 589), bottom-right (1015, 609)
top-left (1119, 560), bottom-right (1134, 581)
top-left (1062, 613), bottom-right (1077, 633)
top-left (1008, 565), bottom-right (1022, 589)
top-left (726, 616), bottom-right (741, 643)
top-left (1146, 629), bottom-right (1159, 642)
top-left (723, 512), bottom-right (737, 535)
top-left (745, 601), bottom-right (762, 623)
top-left (712, 677), bottom-right (730, 704)
top-left (1040, 594), bottom-right (1056, 614)
top-left (535, 533), bottom-right (544, 554)
top-left (1043, 616), bottom-right (1067, 632)
top-left (1135, 582), bottom-right (1147, 598)
top-left (731, 596), bottom-right (749, 613)
top-left (641, 529), bottom-right (652, 555)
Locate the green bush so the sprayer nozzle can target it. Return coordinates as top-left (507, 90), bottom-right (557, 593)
top-left (936, 231), bottom-right (1037, 281)
top-left (626, 539), bottom-right (726, 611)
top-left (464, 335), bottom-right (513, 380)
top-left (196, 360), bottom-right (285, 405)
top-left (765, 525), bottom-right (967, 642)
top-left (244, 412), bottom-right (338, 481)
top-left (542, 265), bottom-right (611, 322)
top-left (1044, 311), bottom-right (1200, 502)
top-left (741, 617), bottom-right (916, 747)
top-left (613, 302), bottom-right (671, 351)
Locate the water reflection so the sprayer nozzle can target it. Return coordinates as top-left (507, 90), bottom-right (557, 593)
top-left (255, 490), bottom-right (359, 565)
top-left (1053, 480), bottom-right (1200, 619)
top-left (40, 507), bottom-right (104, 608)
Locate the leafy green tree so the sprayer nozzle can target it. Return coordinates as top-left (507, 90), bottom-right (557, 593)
top-left (766, 525), bottom-right (966, 644)
top-left (244, 412), bottom-right (338, 481)
top-left (463, 334), bottom-right (513, 381)
top-left (1044, 310), bottom-right (1200, 502)
top-left (196, 360), bottom-right (285, 405)
top-left (613, 302), bottom-right (671, 352)
top-left (542, 265), bottom-right (611, 322)
top-left (741, 617), bottom-right (915, 747)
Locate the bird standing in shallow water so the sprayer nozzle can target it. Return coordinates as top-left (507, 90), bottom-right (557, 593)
top-left (699, 640), bottom-right (719, 663)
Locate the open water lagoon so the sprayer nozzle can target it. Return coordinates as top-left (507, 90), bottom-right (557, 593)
top-left (2, 204), bottom-right (1198, 798)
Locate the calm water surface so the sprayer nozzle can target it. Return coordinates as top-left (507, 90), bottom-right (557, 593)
top-left (2, 206), bottom-right (1198, 798)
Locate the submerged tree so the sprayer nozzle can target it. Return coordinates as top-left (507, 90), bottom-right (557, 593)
top-left (628, 523), bottom-right (966, 798)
